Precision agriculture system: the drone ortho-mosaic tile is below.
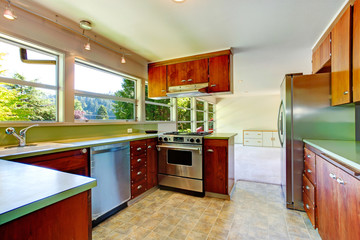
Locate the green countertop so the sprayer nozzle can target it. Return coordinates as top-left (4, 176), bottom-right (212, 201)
top-left (205, 133), bottom-right (237, 139)
top-left (0, 160), bottom-right (96, 225)
top-left (0, 133), bottom-right (158, 160)
top-left (303, 139), bottom-right (360, 173)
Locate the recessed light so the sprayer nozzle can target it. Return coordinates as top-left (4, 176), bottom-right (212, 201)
top-left (173, 0), bottom-right (186, 3)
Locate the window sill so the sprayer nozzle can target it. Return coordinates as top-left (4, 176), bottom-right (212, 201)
top-left (0, 121), bottom-right (171, 127)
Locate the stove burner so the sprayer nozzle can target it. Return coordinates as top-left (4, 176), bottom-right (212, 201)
top-left (164, 131), bottom-right (212, 136)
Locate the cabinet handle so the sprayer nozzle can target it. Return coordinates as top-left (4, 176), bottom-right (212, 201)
top-left (306, 204), bottom-right (310, 210)
top-left (181, 80), bottom-right (186, 82)
top-left (137, 171), bottom-right (142, 175)
top-left (329, 173), bottom-right (336, 179)
top-left (337, 177), bottom-right (345, 185)
top-left (307, 154), bottom-right (311, 158)
top-left (161, 90), bottom-right (166, 92)
top-left (81, 148), bottom-right (87, 154)
top-left (137, 185), bottom-right (142, 189)
top-left (344, 91), bottom-right (349, 95)
top-left (148, 145), bottom-right (152, 149)
top-left (307, 169), bottom-right (312, 173)
top-left (305, 185), bottom-right (310, 190)
top-left (188, 79), bottom-right (193, 82)
top-left (137, 147), bottom-right (142, 151)
top-left (210, 84), bottom-right (216, 87)
top-left (207, 149), bottom-right (214, 152)
top-left (137, 158), bottom-right (142, 163)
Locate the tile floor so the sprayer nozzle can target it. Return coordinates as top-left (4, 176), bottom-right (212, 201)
top-left (92, 181), bottom-right (321, 240)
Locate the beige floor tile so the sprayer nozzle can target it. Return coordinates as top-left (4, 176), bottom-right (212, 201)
top-left (142, 218), bottom-right (162, 230)
top-left (168, 226), bottom-right (191, 240)
top-left (192, 222), bottom-right (213, 234)
top-left (185, 230), bottom-right (208, 240)
top-left (153, 222), bottom-right (176, 237)
top-left (144, 231), bottom-right (167, 240)
top-left (126, 226), bottom-right (151, 240)
top-left (208, 225), bottom-right (230, 240)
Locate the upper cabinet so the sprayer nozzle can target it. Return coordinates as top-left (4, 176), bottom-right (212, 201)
top-left (148, 65), bottom-right (167, 98)
top-left (331, 6), bottom-right (352, 106)
top-left (312, 33), bottom-right (331, 74)
top-left (353, 0), bottom-right (360, 102)
top-left (148, 50), bottom-right (233, 98)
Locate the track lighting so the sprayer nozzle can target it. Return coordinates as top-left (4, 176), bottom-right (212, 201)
top-left (84, 38), bottom-right (91, 51)
top-left (3, 1), bottom-right (16, 20)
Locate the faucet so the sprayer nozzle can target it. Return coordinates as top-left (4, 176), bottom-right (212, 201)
top-left (5, 124), bottom-right (39, 147)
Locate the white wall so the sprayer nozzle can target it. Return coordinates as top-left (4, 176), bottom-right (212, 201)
top-left (216, 94), bottom-right (280, 143)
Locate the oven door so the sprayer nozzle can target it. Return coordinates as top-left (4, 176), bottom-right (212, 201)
top-left (157, 143), bottom-right (202, 179)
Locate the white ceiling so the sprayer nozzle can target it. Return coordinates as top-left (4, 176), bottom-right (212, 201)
top-left (27, 0), bottom-right (345, 96)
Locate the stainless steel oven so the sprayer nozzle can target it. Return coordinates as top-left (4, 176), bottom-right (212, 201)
top-left (157, 132), bottom-right (210, 193)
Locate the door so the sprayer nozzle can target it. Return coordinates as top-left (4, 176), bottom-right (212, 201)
top-left (148, 66), bottom-right (167, 98)
top-left (208, 55), bottom-right (230, 93)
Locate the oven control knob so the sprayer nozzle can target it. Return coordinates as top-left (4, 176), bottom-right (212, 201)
top-left (159, 137), bottom-right (163, 141)
top-left (190, 138), bottom-right (194, 143)
top-left (196, 139), bottom-right (201, 143)
top-left (164, 137), bottom-right (168, 141)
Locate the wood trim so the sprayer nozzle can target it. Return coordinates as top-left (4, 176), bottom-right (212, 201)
top-left (148, 49), bottom-right (232, 67)
top-left (313, 0), bottom-right (356, 51)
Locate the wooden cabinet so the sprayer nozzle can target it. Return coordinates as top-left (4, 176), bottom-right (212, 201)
top-left (130, 138), bottom-right (158, 199)
top-left (353, 0), bottom-right (360, 102)
top-left (331, 6), bottom-right (352, 106)
top-left (316, 155), bottom-right (360, 240)
top-left (148, 65), bottom-right (167, 98)
top-left (312, 33), bottom-right (331, 74)
top-left (12, 149), bottom-right (89, 176)
top-left (204, 138), bottom-right (234, 196)
top-left (167, 59), bottom-right (208, 87)
top-left (209, 55), bottom-right (230, 93)
top-left (303, 148), bottom-right (317, 228)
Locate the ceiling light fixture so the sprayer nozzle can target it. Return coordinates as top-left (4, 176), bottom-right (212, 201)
top-left (121, 54), bottom-right (126, 64)
top-left (3, 0), bottom-right (16, 20)
top-left (172, 0), bottom-right (186, 3)
top-left (79, 20), bottom-right (92, 30)
top-left (84, 38), bottom-right (91, 51)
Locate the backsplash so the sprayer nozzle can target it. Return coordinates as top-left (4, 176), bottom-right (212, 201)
top-left (0, 123), bottom-right (158, 146)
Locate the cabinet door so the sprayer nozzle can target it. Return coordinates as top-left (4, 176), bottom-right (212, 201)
top-left (148, 66), bottom-right (167, 98)
top-left (209, 55), bottom-right (230, 93)
top-left (316, 156), bottom-right (340, 240)
top-left (167, 62), bottom-right (188, 86)
top-left (204, 139), bottom-right (228, 194)
top-left (272, 132), bottom-right (281, 147)
top-left (312, 34), bottom-right (331, 74)
top-left (331, 7), bottom-right (352, 106)
top-left (336, 168), bottom-right (360, 239)
top-left (146, 138), bottom-right (158, 189)
top-left (187, 59), bottom-right (208, 84)
top-left (353, 0), bottom-right (360, 102)
top-left (262, 132), bottom-right (273, 147)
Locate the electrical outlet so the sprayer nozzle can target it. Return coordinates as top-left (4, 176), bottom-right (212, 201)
top-left (127, 128), bottom-right (133, 133)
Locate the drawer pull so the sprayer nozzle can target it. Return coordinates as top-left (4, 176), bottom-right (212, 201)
top-left (210, 84), bottom-right (216, 87)
top-left (81, 148), bottom-right (87, 154)
top-left (307, 169), bottom-right (312, 173)
top-left (137, 171), bottom-right (142, 175)
top-left (207, 149), bottom-right (214, 152)
top-left (148, 145), bottom-right (152, 149)
top-left (137, 159), bottom-right (142, 163)
top-left (137, 147), bottom-right (142, 151)
top-left (306, 204), bottom-right (310, 210)
top-left (181, 80), bottom-right (186, 82)
top-left (337, 177), bottom-right (345, 185)
top-left (329, 173), bottom-right (336, 179)
top-left (307, 154), bottom-right (311, 158)
top-left (137, 185), bottom-right (142, 190)
top-left (188, 79), bottom-right (193, 82)
top-left (161, 89), bottom-right (166, 92)
top-left (305, 185), bottom-right (310, 190)
top-left (344, 91), bottom-right (349, 95)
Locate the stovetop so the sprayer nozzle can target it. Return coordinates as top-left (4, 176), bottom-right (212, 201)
top-left (158, 131), bottom-right (212, 144)
top-left (163, 131), bottom-right (212, 136)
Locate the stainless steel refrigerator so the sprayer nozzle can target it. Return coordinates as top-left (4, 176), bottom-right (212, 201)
top-left (278, 72), bottom-right (355, 210)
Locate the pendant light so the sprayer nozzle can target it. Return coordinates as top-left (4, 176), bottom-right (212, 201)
top-left (79, 20), bottom-right (92, 51)
top-left (121, 54), bottom-right (126, 64)
top-left (84, 38), bottom-right (91, 51)
top-left (3, 0), bottom-right (16, 20)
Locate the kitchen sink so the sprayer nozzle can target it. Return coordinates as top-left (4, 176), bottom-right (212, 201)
top-left (0, 142), bottom-right (73, 157)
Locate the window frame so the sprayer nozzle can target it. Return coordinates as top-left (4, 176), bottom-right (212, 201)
top-left (144, 84), bottom-right (172, 122)
top-left (74, 59), bottom-right (139, 122)
top-left (0, 35), bottom-right (61, 123)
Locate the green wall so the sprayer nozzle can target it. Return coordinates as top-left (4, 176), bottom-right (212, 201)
top-left (0, 123), bottom-right (157, 146)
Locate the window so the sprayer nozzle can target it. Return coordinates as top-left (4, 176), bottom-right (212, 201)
top-left (0, 37), bottom-right (59, 122)
top-left (177, 97), bottom-right (192, 132)
top-left (208, 103), bottom-right (215, 132)
top-left (145, 85), bottom-right (171, 121)
top-left (74, 61), bottom-right (136, 121)
top-left (196, 100), bottom-right (205, 132)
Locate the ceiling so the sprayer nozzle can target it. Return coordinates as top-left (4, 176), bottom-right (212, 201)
top-left (27, 0), bottom-right (345, 96)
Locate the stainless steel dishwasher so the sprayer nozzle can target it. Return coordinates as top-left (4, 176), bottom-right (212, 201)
top-left (90, 142), bottom-right (130, 225)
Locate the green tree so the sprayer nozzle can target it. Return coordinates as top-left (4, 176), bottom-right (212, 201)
top-left (96, 105), bottom-right (109, 120)
top-left (177, 97), bottom-right (191, 132)
top-left (145, 85), bottom-right (171, 121)
top-left (113, 79), bottom-right (135, 120)
top-left (74, 99), bottom-right (84, 111)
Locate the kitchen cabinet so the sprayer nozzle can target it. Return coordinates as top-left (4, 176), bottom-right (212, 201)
top-left (167, 59), bottom-right (208, 87)
top-left (12, 148), bottom-right (89, 176)
top-left (208, 55), bottom-right (230, 93)
top-left (303, 148), bottom-right (317, 228)
top-left (312, 33), bottom-right (331, 74)
top-left (204, 138), bottom-right (234, 196)
top-left (243, 130), bottom-right (280, 147)
top-left (148, 65), bottom-right (167, 98)
top-left (331, 6), bottom-right (352, 106)
top-left (146, 138), bottom-right (158, 189)
top-left (353, 0), bottom-right (360, 102)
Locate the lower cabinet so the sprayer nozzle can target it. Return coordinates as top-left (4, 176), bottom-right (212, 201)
top-left (204, 138), bottom-right (234, 196)
top-left (12, 148), bottom-right (89, 176)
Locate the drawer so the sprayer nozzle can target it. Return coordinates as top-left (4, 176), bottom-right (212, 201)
top-left (302, 174), bottom-right (315, 206)
top-left (304, 148), bottom-right (316, 170)
top-left (303, 193), bottom-right (316, 228)
top-left (130, 141), bottom-right (147, 156)
top-left (244, 131), bottom-right (263, 139)
top-left (304, 160), bottom-right (316, 185)
top-left (131, 154), bottom-right (147, 169)
top-left (131, 179), bottom-right (147, 199)
top-left (131, 165), bottom-right (147, 183)
top-left (243, 139), bottom-right (262, 146)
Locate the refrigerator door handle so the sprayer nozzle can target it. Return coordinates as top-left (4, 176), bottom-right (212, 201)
top-left (277, 101), bottom-right (284, 147)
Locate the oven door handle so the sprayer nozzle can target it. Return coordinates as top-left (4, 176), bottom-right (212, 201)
top-left (156, 145), bottom-right (202, 154)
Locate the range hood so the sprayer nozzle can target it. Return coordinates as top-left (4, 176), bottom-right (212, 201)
top-left (166, 83), bottom-right (210, 98)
